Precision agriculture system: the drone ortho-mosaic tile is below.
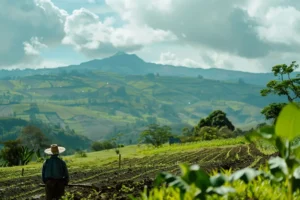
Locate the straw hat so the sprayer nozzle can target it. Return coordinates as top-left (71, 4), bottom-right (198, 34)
top-left (44, 144), bottom-right (66, 155)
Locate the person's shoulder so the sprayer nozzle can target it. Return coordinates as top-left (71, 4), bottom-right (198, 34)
top-left (43, 158), bottom-right (50, 165)
top-left (58, 157), bottom-right (67, 164)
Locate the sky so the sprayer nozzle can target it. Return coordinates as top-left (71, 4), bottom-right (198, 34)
top-left (1, 0), bottom-right (300, 72)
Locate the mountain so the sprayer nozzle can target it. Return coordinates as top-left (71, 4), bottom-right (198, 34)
top-left (0, 52), bottom-right (283, 86)
top-left (70, 52), bottom-right (276, 86)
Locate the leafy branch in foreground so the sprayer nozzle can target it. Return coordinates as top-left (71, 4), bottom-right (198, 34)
top-left (139, 103), bottom-right (300, 200)
top-left (260, 61), bottom-right (300, 123)
top-left (260, 61), bottom-right (300, 102)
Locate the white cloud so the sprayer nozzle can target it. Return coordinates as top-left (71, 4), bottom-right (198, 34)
top-left (7, 59), bottom-right (70, 70)
top-left (62, 8), bottom-right (177, 58)
top-left (105, 0), bottom-right (300, 72)
top-left (255, 6), bottom-right (300, 45)
top-left (157, 52), bottom-right (205, 68)
top-left (106, 0), bottom-right (270, 58)
top-left (2, 0), bottom-right (300, 72)
top-left (154, 49), bottom-right (266, 73)
top-left (0, 0), bottom-right (67, 67)
top-left (23, 37), bottom-right (48, 56)
top-left (1, 0), bottom-right (177, 68)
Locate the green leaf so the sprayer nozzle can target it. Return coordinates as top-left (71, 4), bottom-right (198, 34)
top-left (210, 174), bottom-right (227, 187)
top-left (292, 177), bottom-right (300, 193)
top-left (154, 172), bottom-right (189, 194)
top-left (229, 168), bottom-right (262, 184)
top-left (206, 186), bottom-right (235, 196)
top-left (268, 156), bottom-right (288, 180)
top-left (293, 166), bottom-right (300, 179)
top-left (275, 137), bottom-right (287, 158)
top-left (275, 103), bottom-right (300, 141)
top-left (179, 163), bottom-right (190, 177)
top-left (180, 164), bottom-right (211, 192)
top-left (285, 157), bottom-right (300, 170)
top-left (292, 167), bottom-right (300, 192)
top-left (293, 143), bottom-right (300, 158)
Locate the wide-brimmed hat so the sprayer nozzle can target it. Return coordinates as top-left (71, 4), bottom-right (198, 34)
top-left (44, 144), bottom-right (66, 155)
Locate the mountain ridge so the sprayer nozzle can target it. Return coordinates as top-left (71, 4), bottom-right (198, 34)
top-left (0, 52), bottom-right (278, 86)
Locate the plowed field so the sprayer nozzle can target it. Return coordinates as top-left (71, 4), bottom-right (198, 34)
top-left (0, 143), bottom-right (278, 200)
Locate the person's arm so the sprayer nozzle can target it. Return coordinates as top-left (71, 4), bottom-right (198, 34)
top-left (62, 161), bottom-right (69, 185)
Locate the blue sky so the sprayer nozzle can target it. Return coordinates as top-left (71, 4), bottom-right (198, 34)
top-left (1, 0), bottom-right (300, 72)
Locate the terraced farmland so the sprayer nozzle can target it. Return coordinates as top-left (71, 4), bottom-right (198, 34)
top-left (0, 143), bottom-right (277, 200)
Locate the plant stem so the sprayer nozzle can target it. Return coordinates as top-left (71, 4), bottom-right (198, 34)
top-left (287, 177), bottom-right (293, 200)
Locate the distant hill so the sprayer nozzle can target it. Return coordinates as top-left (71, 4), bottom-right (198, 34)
top-left (0, 52), bottom-right (286, 86)
top-left (0, 70), bottom-right (285, 144)
top-left (64, 52), bottom-right (277, 86)
top-left (0, 117), bottom-right (91, 153)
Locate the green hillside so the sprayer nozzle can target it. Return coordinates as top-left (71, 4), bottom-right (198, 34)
top-left (0, 70), bottom-right (283, 143)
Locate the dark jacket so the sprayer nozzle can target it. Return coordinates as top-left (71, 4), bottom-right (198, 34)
top-left (42, 155), bottom-right (69, 184)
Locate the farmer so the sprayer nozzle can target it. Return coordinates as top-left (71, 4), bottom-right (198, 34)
top-left (42, 144), bottom-right (69, 200)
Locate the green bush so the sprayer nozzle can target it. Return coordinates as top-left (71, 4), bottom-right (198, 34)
top-left (91, 140), bottom-right (114, 151)
top-left (74, 150), bottom-right (87, 158)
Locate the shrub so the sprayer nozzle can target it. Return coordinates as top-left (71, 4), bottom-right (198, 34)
top-left (74, 150), bottom-right (87, 158)
top-left (0, 140), bottom-right (34, 166)
top-left (91, 140), bottom-right (114, 151)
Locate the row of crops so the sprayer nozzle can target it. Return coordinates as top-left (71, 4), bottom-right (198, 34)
top-left (0, 143), bottom-right (274, 200)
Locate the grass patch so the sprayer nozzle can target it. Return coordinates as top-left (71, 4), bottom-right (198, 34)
top-left (137, 136), bottom-right (247, 155)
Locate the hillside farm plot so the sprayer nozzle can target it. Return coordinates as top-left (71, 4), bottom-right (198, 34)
top-left (0, 143), bottom-right (277, 200)
top-left (44, 113), bottom-right (65, 127)
top-left (0, 105), bottom-right (12, 117)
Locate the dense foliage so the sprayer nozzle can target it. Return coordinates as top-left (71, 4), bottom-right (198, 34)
top-left (179, 110), bottom-right (237, 142)
top-left (91, 140), bottom-right (116, 151)
top-left (260, 61), bottom-right (300, 122)
top-left (261, 102), bottom-right (287, 124)
top-left (141, 103), bottom-right (300, 200)
top-left (18, 125), bottom-right (49, 157)
top-left (0, 140), bottom-right (34, 167)
top-left (0, 118), bottom-right (91, 154)
top-left (196, 110), bottom-right (235, 131)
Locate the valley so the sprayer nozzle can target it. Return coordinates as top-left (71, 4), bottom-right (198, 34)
top-left (0, 67), bottom-right (282, 143)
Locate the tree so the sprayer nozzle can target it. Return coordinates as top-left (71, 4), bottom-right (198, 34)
top-left (197, 75), bottom-right (203, 79)
top-left (91, 140), bottom-right (114, 151)
top-left (196, 110), bottom-right (235, 131)
top-left (260, 61), bottom-right (300, 122)
top-left (0, 140), bottom-right (34, 166)
top-left (261, 103), bottom-right (287, 124)
top-left (116, 86), bottom-right (127, 97)
top-left (0, 140), bottom-right (22, 166)
top-left (261, 61), bottom-right (300, 102)
top-left (198, 126), bottom-right (218, 140)
top-left (18, 125), bottom-right (49, 157)
top-left (140, 124), bottom-right (172, 147)
top-left (233, 128), bottom-right (244, 136)
top-left (238, 78), bottom-right (246, 84)
top-left (146, 73), bottom-right (155, 80)
top-left (218, 126), bottom-right (235, 138)
top-left (182, 127), bottom-right (192, 136)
